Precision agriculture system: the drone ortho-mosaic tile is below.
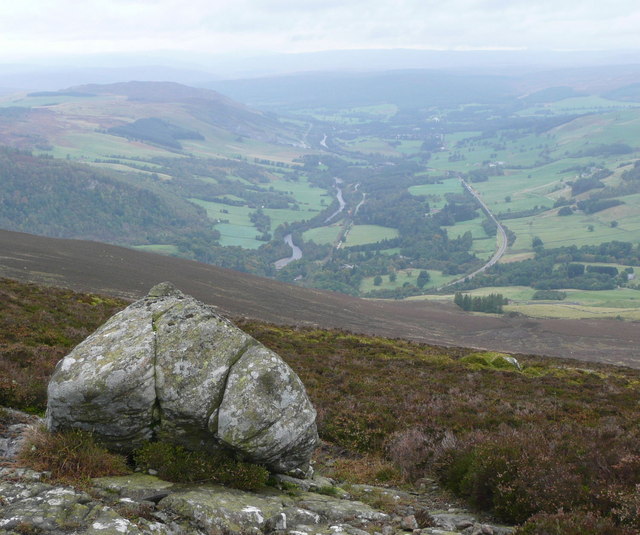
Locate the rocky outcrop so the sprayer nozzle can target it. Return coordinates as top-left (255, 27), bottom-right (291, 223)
top-left (45, 282), bottom-right (318, 474)
top-left (0, 467), bottom-right (514, 535)
top-left (1, 411), bottom-right (513, 535)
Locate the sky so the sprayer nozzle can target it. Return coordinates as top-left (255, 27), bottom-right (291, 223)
top-left (1, 0), bottom-right (639, 62)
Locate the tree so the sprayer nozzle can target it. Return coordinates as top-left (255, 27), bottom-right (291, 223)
top-left (567, 263), bottom-right (585, 278)
top-left (558, 206), bottom-right (573, 216)
top-left (454, 292), bottom-right (505, 313)
top-left (373, 275), bottom-right (383, 286)
top-left (416, 270), bottom-right (431, 288)
top-left (532, 236), bottom-right (544, 248)
top-left (389, 272), bottom-right (397, 282)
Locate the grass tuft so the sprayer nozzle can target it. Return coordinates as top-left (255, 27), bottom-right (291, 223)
top-left (133, 441), bottom-right (269, 491)
top-left (18, 426), bottom-right (129, 484)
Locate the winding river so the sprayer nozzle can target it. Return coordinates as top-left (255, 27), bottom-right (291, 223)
top-left (274, 233), bottom-right (303, 270)
top-left (274, 178), bottom-right (346, 269)
top-left (324, 178), bottom-right (346, 223)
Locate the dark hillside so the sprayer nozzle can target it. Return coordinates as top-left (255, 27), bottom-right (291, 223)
top-left (0, 148), bottom-right (215, 245)
top-left (1, 228), bottom-right (638, 367)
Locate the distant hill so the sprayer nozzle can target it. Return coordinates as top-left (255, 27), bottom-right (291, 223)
top-left (207, 64), bottom-right (640, 112)
top-left (604, 83), bottom-right (640, 102)
top-left (70, 81), bottom-right (294, 143)
top-left (208, 70), bottom-right (517, 111)
top-left (0, 81), bottom-right (302, 153)
top-left (1, 228), bottom-right (639, 367)
top-left (520, 86), bottom-right (586, 104)
top-left (71, 81), bottom-right (233, 102)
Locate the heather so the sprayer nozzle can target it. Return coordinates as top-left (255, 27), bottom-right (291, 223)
top-left (2, 277), bottom-right (640, 530)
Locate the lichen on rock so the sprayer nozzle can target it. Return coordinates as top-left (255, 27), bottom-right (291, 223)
top-left (45, 282), bottom-right (318, 474)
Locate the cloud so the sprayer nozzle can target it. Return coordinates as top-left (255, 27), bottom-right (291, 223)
top-left (1, 0), bottom-right (639, 60)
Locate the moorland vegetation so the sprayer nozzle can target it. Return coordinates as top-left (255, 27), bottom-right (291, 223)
top-left (2, 277), bottom-right (640, 533)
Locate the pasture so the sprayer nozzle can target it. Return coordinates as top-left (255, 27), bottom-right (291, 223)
top-left (518, 96), bottom-right (640, 116)
top-left (343, 224), bottom-right (399, 247)
top-left (303, 225), bottom-right (342, 245)
top-left (416, 285), bottom-right (640, 320)
top-left (505, 202), bottom-right (639, 252)
top-left (408, 177), bottom-right (463, 210)
top-left (360, 268), bottom-right (455, 293)
top-left (188, 199), bottom-right (263, 249)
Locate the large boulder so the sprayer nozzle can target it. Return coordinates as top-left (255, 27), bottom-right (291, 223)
top-left (46, 282), bottom-right (318, 474)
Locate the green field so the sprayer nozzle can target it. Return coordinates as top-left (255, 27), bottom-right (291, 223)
top-left (518, 96), bottom-right (640, 116)
top-left (505, 201), bottom-right (640, 252)
top-left (444, 131), bottom-right (482, 147)
top-left (447, 216), bottom-right (496, 259)
top-left (264, 206), bottom-right (319, 229)
top-left (340, 136), bottom-right (403, 155)
top-left (410, 285), bottom-right (640, 319)
top-left (303, 225), bottom-right (342, 245)
top-left (360, 268), bottom-right (456, 293)
top-left (215, 224), bottom-right (263, 249)
top-left (504, 302), bottom-right (640, 320)
top-left (295, 104), bottom-right (399, 124)
top-left (268, 177), bottom-right (327, 211)
top-left (132, 244), bottom-right (180, 255)
top-left (343, 225), bottom-right (399, 247)
top-left (188, 199), bottom-right (263, 248)
top-left (408, 178), bottom-right (463, 210)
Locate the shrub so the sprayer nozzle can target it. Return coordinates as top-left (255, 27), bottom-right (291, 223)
top-left (328, 455), bottom-right (402, 485)
top-left (18, 426), bottom-right (129, 484)
top-left (439, 422), bottom-right (640, 526)
top-left (515, 510), bottom-right (635, 535)
top-left (385, 428), bottom-right (431, 477)
top-left (133, 442), bottom-right (269, 491)
top-left (532, 290), bottom-right (566, 300)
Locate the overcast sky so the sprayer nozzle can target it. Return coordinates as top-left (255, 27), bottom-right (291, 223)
top-left (1, 0), bottom-right (639, 62)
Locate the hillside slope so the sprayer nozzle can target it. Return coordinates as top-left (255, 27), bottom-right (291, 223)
top-left (0, 147), bottom-right (214, 244)
top-left (1, 228), bottom-right (638, 367)
top-left (0, 81), bottom-right (303, 157)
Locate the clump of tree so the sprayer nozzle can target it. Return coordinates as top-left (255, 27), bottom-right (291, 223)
top-left (532, 290), bottom-right (567, 300)
top-left (557, 206), bottom-right (573, 216)
top-left (577, 198), bottom-right (623, 214)
top-left (578, 143), bottom-right (633, 157)
top-left (108, 117), bottom-right (204, 149)
top-left (450, 241), bottom-right (639, 292)
top-left (571, 176), bottom-right (605, 196)
top-left (586, 265), bottom-right (618, 276)
top-left (622, 160), bottom-right (640, 181)
top-left (454, 292), bottom-right (507, 313)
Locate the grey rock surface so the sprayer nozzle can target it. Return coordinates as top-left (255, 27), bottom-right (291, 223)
top-left (45, 282), bottom-right (318, 473)
top-left (218, 345), bottom-right (320, 472)
top-left (45, 302), bottom-right (157, 451)
top-left (1, 420), bottom-right (515, 535)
